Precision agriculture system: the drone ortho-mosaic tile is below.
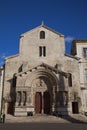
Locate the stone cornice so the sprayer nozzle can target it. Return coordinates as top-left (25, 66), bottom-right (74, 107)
top-left (65, 54), bottom-right (80, 60)
top-left (15, 63), bottom-right (68, 77)
top-left (72, 40), bottom-right (87, 43)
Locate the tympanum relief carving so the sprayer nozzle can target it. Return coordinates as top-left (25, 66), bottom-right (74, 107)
top-left (32, 78), bottom-right (47, 91)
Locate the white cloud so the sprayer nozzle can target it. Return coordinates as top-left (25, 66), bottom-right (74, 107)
top-left (0, 53), bottom-right (6, 59)
top-left (65, 36), bottom-right (74, 43)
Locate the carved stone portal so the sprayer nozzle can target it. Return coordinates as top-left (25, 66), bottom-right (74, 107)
top-left (32, 78), bottom-right (47, 89)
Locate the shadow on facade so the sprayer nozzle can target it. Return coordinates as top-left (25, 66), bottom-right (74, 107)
top-left (52, 73), bottom-right (87, 124)
top-left (54, 74), bottom-right (69, 115)
top-left (55, 115), bottom-right (87, 124)
top-left (6, 75), bottom-right (16, 115)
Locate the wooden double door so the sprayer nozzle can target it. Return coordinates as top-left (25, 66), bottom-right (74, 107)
top-left (35, 92), bottom-right (50, 114)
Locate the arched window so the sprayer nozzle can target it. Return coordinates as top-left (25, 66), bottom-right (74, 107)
top-left (40, 31), bottom-right (45, 39)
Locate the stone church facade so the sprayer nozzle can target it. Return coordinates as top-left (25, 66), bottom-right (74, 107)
top-left (2, 24), bottom-right (83, 116)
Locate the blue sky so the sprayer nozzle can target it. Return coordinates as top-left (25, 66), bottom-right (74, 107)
top-left (0, 0), bottom-right (87, 66)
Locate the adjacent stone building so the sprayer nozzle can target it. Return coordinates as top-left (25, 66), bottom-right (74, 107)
top-left (71, 40), bottom-right (87, 115)
top-left (2, 24), bottom-right (83, 116)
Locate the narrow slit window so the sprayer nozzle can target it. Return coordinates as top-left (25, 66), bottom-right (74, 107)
top-left (84, 69), bottom-right (87, 83)
top-left (39, 46), bottom-right (42, 56)
top-left (13, 76), bottom-right (16, 87)
top-left (83, 48), bottom-right (87, 58)
top-left (68, 73), bottom-right (72, 87)
top-left (43, 46), bottom-right (46, 56)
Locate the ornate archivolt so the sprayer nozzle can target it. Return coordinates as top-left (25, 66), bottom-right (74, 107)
top-left (15, 63), bottom-right (68, 89)
top-left (23, 69), bottom-right (58, 107)
top-left (15, 64), bottom-right (69, 108)
top-left (24, 69), bottom-right (58, 88)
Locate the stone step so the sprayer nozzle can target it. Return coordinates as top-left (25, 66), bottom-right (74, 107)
top-left (5, 114), bottom-right (69, 123)
top-left (5, 114), bottom-right (87, 123)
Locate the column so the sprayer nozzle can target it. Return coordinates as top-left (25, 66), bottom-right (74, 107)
top-left (26, 91), bottom-right (31, 106)
top-left (26, 92), bottom-right (28, 106)
top-left (41, 92), bottom-right (44, 114)
top-left (52, 86), bottom-right (56, 112)
top-left (21, 91), bottom-right (27, 106)
top-left (16, 91), bottom-right (22, 106)
top-left (21, 91), bottom-right (24, 106)
top-left (67, 88), bottom-right (72, 115)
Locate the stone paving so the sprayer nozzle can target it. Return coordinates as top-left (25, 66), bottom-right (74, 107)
top-left (5, 114), bottom-right (87, 123)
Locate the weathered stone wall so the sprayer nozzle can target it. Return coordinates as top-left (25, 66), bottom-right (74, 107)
top-left (71, 41), bottom-right (87, 114)
top-left (63, 56), bottom-right (82, 113)
top-left (19, 26), bottom-right (65, 67)
top-left (3, 55), bottom-right (21, 99)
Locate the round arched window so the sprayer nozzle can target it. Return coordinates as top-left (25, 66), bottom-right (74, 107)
top-left (40, 31), bottom-right (45, 39)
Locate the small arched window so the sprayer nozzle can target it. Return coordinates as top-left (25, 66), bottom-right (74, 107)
top-left (40, 31), bottom-right (45, 39)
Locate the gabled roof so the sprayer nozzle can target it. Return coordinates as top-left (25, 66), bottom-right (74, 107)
top-left (15, 63), bottom-right (68, 77)
top-left (20, 23), bottom-right (64, 37)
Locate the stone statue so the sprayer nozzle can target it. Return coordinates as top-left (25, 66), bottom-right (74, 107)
top-left (63, 92), bottom-right (68, 106)
top-left (35, 79), bottom-right (45, 87)
top-left (17, 92), bottom-right (21, 105)
top-left (22, 91), bottom-right (26, 105)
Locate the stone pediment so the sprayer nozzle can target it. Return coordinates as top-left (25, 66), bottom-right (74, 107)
top-left (15, 63), bottom-right (68, 77)
top-left (20, 23), bottom-right (64, 38)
